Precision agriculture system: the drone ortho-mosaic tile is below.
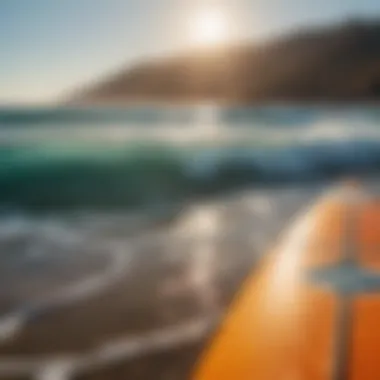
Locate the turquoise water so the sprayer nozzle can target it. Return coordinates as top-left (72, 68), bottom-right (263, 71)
top-left (1, 105), bottom-right (380, 212)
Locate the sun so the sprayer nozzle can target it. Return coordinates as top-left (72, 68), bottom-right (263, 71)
top-left (190, 8), bottom-right (228, 46)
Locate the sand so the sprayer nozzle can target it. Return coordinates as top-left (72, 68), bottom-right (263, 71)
top-left (0, 184), bottom-right (322, 380)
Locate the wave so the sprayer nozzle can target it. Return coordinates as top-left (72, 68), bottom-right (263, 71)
top-left (0, 138), bottom-right (380, 212)
top-left (1, 106), bottom-right (380, 212)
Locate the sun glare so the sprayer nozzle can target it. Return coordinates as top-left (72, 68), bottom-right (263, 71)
top-left (190, 8), bottom-right (228, 46)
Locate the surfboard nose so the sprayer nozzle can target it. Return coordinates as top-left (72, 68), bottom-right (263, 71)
top-left (193, 185), bottom-right (380, 380)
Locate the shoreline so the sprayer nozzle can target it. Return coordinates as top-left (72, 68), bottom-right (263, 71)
top-left (0, 183), bottom-right (325, 379)
top-left (2, 179), bottom-right (380, 379)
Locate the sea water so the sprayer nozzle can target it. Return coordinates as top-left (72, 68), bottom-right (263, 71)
top-left (0, 104), bottom-right (379, 305)
top-left (1, 105), bottom-right (380, 212)
top-left (0, 105), bottom-right (379, 378)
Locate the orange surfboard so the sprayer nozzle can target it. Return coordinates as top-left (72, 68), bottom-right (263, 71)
top-left (194, 184), bottom-right (380, 380)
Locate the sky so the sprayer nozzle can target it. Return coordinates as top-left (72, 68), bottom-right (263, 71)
top-left (1, 0), bottom-right (380, 104)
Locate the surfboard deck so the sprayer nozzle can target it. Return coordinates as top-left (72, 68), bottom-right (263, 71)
top-left (193, 185), bottom-right (380, 380)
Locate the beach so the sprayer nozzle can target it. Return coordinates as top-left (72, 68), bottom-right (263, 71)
top-left (1, 105), bottom-right (380, 379)
top-left (0, 184), bottom-right (324, 380)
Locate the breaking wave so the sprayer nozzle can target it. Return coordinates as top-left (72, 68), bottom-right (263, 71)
top-left (0, 137), bottom-right (380, 212)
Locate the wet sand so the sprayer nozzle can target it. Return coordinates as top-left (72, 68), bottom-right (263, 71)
top-left (0, 185), bottom-right (323, 380)
top-left (75, 341), bottom-right (206, 380)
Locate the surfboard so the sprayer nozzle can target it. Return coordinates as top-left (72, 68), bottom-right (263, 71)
top-left (193, 184), bottom-right (380, 380)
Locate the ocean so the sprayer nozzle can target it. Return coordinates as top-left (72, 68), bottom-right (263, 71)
top-left (1, 105), bottom-right (380, 212)
top-left (0, 105), bottom-right (379, 380)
